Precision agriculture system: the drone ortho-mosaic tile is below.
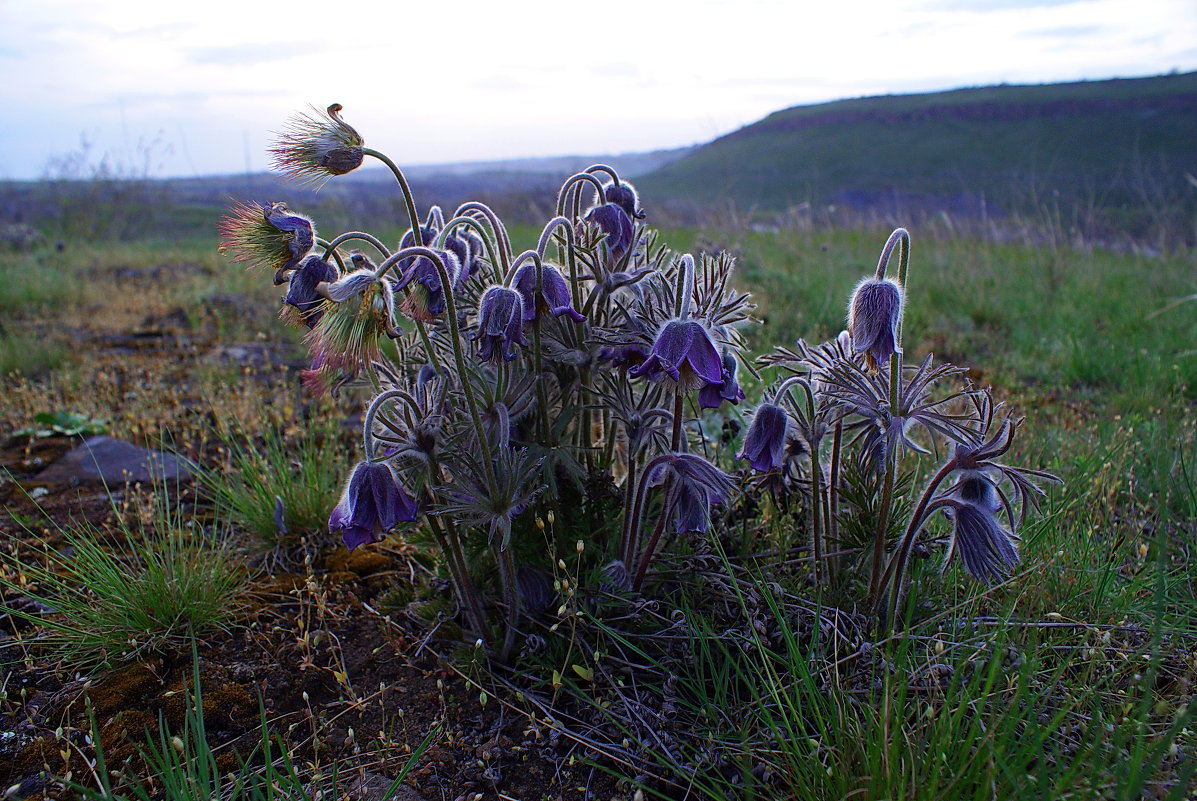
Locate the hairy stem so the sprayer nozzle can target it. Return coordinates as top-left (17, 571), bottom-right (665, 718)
top-left (363, 148), bottom-right (422, 247)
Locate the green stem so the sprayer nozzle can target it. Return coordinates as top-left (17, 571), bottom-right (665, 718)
top-left (619, 454), bottom-right (639, 566)
top-left (631, 393), bottom-right (686, 591)
top-left (362, 148), bottom-right (422, 247)
top-left (322, 231), bottom-right (392, 260)
top-left (809, 441), bottom-right (823, 587)
top-left (867, 445), bottom-right (897, 609)
top-left (382, 247), bottom-right (496, 492)
top-left (828, 419), bottom-right (843, 574)
top-left (428, 511), bottom-right (493, 650)
top-left (883, 460), bottom-right (957, 626)
top-left (435, 216), bottom-right (504, 284)
top-left (453, 202), bottom-right (512, 273)
top-left (555, 172), bottom-right (607, 218)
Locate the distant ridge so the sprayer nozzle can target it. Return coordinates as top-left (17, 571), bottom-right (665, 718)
top-left (344, 146), bottom-right (697, 182)
top-left (637, 72), bottom-right (1197, 232)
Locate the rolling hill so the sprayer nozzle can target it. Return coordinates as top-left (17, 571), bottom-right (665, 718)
top-left (637, 72), bottom-right (1197, 235)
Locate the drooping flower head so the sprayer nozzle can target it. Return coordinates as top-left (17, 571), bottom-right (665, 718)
top-left (305, 270), bottom-right (397, 374)
top-left (738, 403), bottom-right (790, 472)
top-left (395, 249), bottom-right (460, 322)
top-left (218, 201), bottom-right (314, 274)
top-left (329, 460), bottom-right (418, 551)
top-left (443, 228), bottom-right (485, 287)
top-left (941, 471), bottom-right (1019, 583)
top-left (847, 277), bottom-right (903, 371)
top-left (600, 344), bottom-right (651, 371)
top-left (270, 103), bottom-right (365, 185)
top-left (698, 350), bottom-right (746, 410)
top-left (648, 452), bottom-right (735, 535)
top-left (585, 202), bottom-right (634, 261)
top-left (629, 320), bottom-right (722, 393)
top-left (512, 262), bottom-right (584, 322)
top-left (604, 181), bottom-right (645, 220)
top-left (471, 285), bottom-right (527, 362)
top-left (279, 254), bottom-right (337, 329)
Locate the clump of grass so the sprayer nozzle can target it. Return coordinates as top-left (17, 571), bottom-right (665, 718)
top-left (0, 331), bottom-right (68, 376)
top-left (197, 420), bottom-right (352, 549)
top-left (0, 488), bottom-right (245, 667)
top-left (589, 557), bottom-right (1196, 801)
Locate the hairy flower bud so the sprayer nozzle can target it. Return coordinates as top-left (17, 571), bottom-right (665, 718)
top-left (847, 277), bottom-right (903, 371)
top-left (471, 285), bottom-right (527, 362)
top-left (270, 103), bottom-right (366, 185)
top-left (512, 262), bottom-right (584, 322)
top-left (630, 320), bottom-right (722, 393)
top-left (603, 181), bottom-right (645, 220)
top-left (738, 403), bottom-right (789, 472)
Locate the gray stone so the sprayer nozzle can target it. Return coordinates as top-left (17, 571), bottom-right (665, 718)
top-left (35, 436), bottom-right (193, 486)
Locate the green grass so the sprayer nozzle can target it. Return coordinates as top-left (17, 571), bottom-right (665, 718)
top-left (0, 486), bottom-right (246, 666)
top-left (0, 331), bottom-right (68, 376)
top-left (196, 420), bottom-right (354, 549)
top-left (569, 552), bottom-right (1195, 801)
top-left (638, 72), bottom-right (1197, 239)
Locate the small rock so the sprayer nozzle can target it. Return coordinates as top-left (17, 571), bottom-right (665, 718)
top-left (34, 436), bottom-right (193, 486)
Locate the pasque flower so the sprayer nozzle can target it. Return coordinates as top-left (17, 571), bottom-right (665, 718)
top-left (280, 254), bottom-right (337, 329)
top-left (270, 103), bottom-right (365, 185)
top-left (329, 460), bottom-right (419, 551)
top-left (630, 320), bottom-right (722, 392)
top-left (512, 262), bottom-right (584, 322)
top-left (472, 285), bottom-right (527, 362)
top-left (395, 249), bottom-right (460, 322)
top-left (847, 277), bottom-right (903, 371)
top-left (604, 181), bottom-right (645, 220)
top-left (648, 452), bottom-right (735, 535)
top-left (585, 202), bottom-right (634, 261)
top-left (306, 270), bottom-right (397, 374)
top-left (699, 350), bottom-right (745, 409)
top-left (738, 403), bottom-right (790, 472)
top-left (218, 201), bottom-right (314, 275)
top-left (941, 472), bottom-right (1019, 583)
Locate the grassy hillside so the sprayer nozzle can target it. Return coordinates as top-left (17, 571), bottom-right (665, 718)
top-left (639, 73), bottom-right (1197, 240)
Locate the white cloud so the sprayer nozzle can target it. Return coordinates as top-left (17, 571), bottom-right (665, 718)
top-left (1, 0), bottom-right (1194, 179)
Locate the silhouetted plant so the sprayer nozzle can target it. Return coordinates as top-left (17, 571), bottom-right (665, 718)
top-left (222, 105), bottom-right (1058, 654)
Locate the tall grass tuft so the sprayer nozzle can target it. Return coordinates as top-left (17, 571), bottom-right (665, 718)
top-left (196, 420), bottom-right (352, 549)
top-left (625, 558), bottom-right (1197, 800)
top-left (0, 487), bottom-right (245, 667)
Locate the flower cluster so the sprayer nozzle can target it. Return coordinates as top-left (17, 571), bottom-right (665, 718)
top-left (222, 105), bottom-right (1057, 655)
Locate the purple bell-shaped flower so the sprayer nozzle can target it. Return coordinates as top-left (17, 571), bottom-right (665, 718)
top-left (630, 320), bottom-right (722, 393)
top-left (281, 254), bottom-right (337, 329)
top-left (847, 277), bottom-right (903, 371)
top-left (585, 202), bottom-right (634, 260)
top-left (512, 262), bottom-right (585, 322)
top-left (472, 285), bottom-right (527, 362)
top-left (698, 350), bottom-right (746, 410)
top-left (738, 403), bottom-right (790, 472)
top-left (329, 460), bottom-right (419, 551)
top-left (942, 471), bottom-right (1019, 583)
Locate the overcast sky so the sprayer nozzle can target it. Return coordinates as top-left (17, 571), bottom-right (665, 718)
top-left (1, 0), bottom-right (1194, 181)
